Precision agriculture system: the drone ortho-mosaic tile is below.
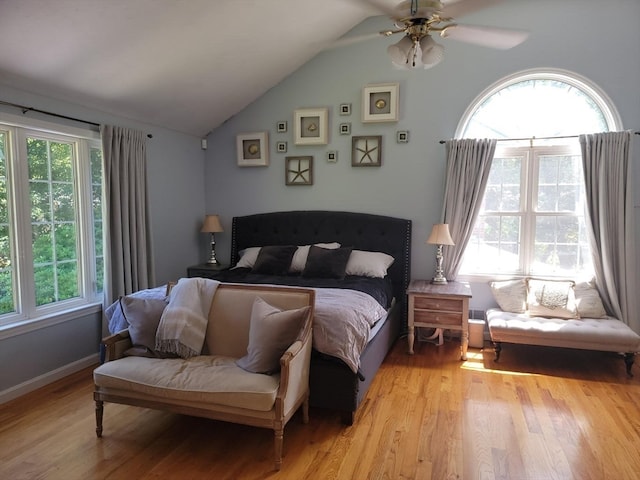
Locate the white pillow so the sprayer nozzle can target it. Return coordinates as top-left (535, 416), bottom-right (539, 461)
top-left (233, 247), bottom-right (261, 269)
top-left (289, 243), bottom-right (341, 272)
top-left (490, 279), bottom-right (527, 313)
top-left (526, 278), bottom-right (578, 319)
top-left (344, 250), bottom-right (394, 278)
top-left (574, 278), bottom-right (607, 318)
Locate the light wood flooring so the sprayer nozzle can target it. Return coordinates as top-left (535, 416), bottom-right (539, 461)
top-left (2, 338), bottom-right (640, 480)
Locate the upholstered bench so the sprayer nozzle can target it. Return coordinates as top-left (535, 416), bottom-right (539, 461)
top-left (487, 309), bottom-right (640, 375)
top-left (487, 277), bottom-right (640, 376)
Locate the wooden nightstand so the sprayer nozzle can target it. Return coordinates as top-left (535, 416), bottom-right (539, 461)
top-left (187, 263), bottom-right (227, 279)
top-left (406, 280), bottom-right (472, 360)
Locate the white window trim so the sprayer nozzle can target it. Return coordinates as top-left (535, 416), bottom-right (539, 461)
top-left (0, 112), bottom-right (103, 332)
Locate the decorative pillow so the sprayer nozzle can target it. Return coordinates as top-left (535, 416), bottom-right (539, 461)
top-left (574, 278), bottom-right (608, 318)
top-left (526, 278), bottom-right (579, 319)
top-left (289, 242), bottom-right (341, 272)
top-left (233, 247), bottom-right (261, 269)
top-left (251, 245), bottom-right (297, 275)
top-left (345, 250), bottom-right (395, 278)
top-left (236, 297), bottom-right (311, 374)
top-left (120, 296), bottom-right (169, 357)
top-left (302, 246), bottom-right (353, 279)
top-left (490, 279), bottom-right (527, 313)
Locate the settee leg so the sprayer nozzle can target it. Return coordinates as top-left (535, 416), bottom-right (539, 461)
top-left (274, 428), bottom-right (283, 471)
top-left (302, 397), bottom-right (309, 424)
top-left (493, 342), bottom-right (502, 362)
top-left (95, 400), bottom-right (103, 438)
top-left (624, 353), bottom-right (635, 377)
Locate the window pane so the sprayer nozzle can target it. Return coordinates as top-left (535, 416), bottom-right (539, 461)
top-left (28, 137), bottom-right (80, 307)
top-left (462, 215), bottom-right (521, 273)
top-left (0, 131), bottom-right (15, 315)
top-left (532, 216), bottom-right (592, 276)
top-left (90, 146), bottom-right (104, 295)
top-left (482, 157), bottom-right (522, 212)
top-left (536, 155), bottom-right (582, 212)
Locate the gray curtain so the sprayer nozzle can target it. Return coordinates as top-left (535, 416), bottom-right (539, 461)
top-left (101, 125), bottom-right (155, 305)
top-left (441, 138), bottom-right (497, 280)
top-left (579, 131), bottom-right (637, 330)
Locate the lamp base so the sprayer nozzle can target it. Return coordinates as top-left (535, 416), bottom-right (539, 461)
top-left (431, 276), bottom-right (448, 285)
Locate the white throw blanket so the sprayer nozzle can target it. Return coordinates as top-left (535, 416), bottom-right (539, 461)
top-left (155, 277), bottom-right (220, 358)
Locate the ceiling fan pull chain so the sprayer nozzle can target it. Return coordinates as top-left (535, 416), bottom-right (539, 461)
top-left (411, 0), bottom-right (418, 16)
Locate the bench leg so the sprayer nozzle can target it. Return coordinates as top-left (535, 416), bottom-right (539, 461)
top-left (493, 342), bottom-right (502, 361)
top-left (95, 400), bottom-right (103, 438)
top-left (274, 427), bottom-right (283, 471)
top-left (624, 353), bottom-right (635, 377)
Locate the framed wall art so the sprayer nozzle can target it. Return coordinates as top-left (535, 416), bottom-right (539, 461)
top-left (326, 150), bottom-right (338, 163)
top-left (396, 130), bottom-right (410, 143)
top-left (339, 103), bottom-right (352, 116)
top-left (236, 131), bottom-right (269, 167)
top-left (352, 135), bottom-right (382, 167)
top-left (276, 121), bottom-right (288, 133)
top-left (285, 156), bottom-right (313, 185)
top-left (294, 108), bottom-right (328, 145)
top-left (362, 83), bottom-right (399, 123)
top-left (339, 123), bottom-right (351, 135)
top-left (276, 141), bottom-right (287, 153)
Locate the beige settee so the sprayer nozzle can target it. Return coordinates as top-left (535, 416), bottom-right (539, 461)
top-left (94, 282), bottom-right (315, 470)
top-left (487, 278), bottom-right (640, 376)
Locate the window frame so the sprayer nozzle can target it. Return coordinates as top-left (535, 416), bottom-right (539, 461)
top-left (455, 68), bottom-right (622, 282)
top-left (0, 112), bottom-right (103, 334)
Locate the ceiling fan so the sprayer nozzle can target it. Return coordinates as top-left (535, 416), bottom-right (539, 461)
top-left (344, 0), bottom-right (529, 70)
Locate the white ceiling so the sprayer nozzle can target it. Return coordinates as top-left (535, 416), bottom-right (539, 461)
top-left (0, 0), bottom-right (381, 137)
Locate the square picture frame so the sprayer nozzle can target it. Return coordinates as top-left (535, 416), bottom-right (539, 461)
top-left (339, 103), bottom-right (352, 116)
top-left (352, 135), bottom-right (382, 167)
top-left (326, 150), bottom-right (338, 163)
top-left (276, 141), bottom-right (287, 153)
top-left (285, 156), bottom-right (313, 185)
top-left (362, 83), bottom-right (399, 123)
top-left (294, 108), bottom-right (328, 145)
top-left (236, 131), bottom-right (269, 167)
top-left (396, 130), bottom-right (410, 143)
top-left (276, 121), bottom-right (288, 133)
top-left (339, 122), bottom-right (351, 135)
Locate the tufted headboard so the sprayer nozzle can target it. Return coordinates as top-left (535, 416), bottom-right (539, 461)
top-left (230, 210), bottom-right (412, 303)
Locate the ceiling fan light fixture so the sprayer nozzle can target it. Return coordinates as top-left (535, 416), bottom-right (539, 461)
top-left (419, 35), bottom-right (444, 68)
top-left (387, 35), bottom-right (414, 66)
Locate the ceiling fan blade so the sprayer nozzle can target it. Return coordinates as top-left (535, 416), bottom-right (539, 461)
top-left (441, 0), bottom-right (507, 19)
top-left (440, 24), bottom-right (529, 49)
top-left (327, 31), bottom-right (395, 50)
top-left (349, 0), bottom-right (404, 19)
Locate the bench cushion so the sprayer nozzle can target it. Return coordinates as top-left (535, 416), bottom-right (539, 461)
top-left (487, 308), bottom-right (640, 353)
top-left (94, 355), bottom-right (280, 411)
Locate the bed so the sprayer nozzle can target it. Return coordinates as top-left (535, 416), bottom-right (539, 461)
top-left (216, 210), bottom-right (412, 424)
top-left (106, 210), bottom-right (412, 424)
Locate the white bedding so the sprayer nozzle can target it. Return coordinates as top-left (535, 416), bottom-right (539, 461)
top-left (106, 285), bottom-right (388, 374)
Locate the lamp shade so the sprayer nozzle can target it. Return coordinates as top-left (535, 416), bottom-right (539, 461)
top-left (427, 223), bottom-right (455, 245)
top-left (201, 214), bottom-right (223, 233)
top-left (419, 35), bottom-right (444, 68)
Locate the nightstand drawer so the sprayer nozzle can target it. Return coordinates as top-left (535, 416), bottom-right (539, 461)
top-left (414, 296), bottom-right (462, 313)
top-left (414, 310), bottom-right (462, 326)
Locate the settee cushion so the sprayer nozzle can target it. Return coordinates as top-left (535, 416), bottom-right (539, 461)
top-left (120, 296), bottom-right (168, 358)
top-left (490, 279), bottom-right (527, 313)
top-left (487, 308), bottom-right (640, 352)
top-left (574, 279), bottom-right (608, 318)
top-left (526, 279), bottom-right (578, 319)
top-left (236, 297), bottom-right (311, 374)
top-left (94, 355), bottom-right (280, 411)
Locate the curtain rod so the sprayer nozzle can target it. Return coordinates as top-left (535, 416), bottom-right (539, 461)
top-left (439, 131), bottom-right (640, 144)
top-left (0, 100), bottom-right (153, 138)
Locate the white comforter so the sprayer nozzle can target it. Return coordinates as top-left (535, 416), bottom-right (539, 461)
top-left (313, 288), bottom-right (388, 373)
top-left (107, 285), bottom-right (388, 374)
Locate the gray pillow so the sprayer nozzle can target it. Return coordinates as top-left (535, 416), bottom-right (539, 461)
top-left (251, 245), bottom-right (297, 275)
top-left (302, 245), bottom-right (353, 279)
top-left (236, 297), bottom-right (311, 374)
top-left (120, 296), bottom-right (168, 357)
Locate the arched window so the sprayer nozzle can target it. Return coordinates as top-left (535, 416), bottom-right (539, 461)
top-left (457, 69), bottom-right (622, 278)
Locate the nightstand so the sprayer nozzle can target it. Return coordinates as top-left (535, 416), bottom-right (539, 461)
top-left (406, 280), bottom-right (472, 360)
top-left (187, 263), bottom-right (227, 279)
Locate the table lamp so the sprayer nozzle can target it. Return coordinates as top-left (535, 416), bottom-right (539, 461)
top-left (426, 223), bottom-right (455, 284)
top-left (201, 214), bottom-right (223, 265)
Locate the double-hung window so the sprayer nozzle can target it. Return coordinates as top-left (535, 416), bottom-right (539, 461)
top-left (461, 142), bottom-right (593, 277)
top-left (456, 68), bottom-right (622, 280)
top-left (0, 116), bottom-right (103, 329)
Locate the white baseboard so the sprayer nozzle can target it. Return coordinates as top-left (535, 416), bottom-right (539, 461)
top-left (0, 353), bottom-right (99, 404)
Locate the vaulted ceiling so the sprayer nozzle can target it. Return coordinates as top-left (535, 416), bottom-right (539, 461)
top-left (0, 0), bottom-right (382, 137)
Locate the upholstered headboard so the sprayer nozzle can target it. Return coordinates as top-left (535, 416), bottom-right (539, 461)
top-left (230, 210), bottom-right (412, 303)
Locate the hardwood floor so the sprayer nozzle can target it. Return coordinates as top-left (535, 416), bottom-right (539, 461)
top-left (2, 338), bottom-right (640, 480)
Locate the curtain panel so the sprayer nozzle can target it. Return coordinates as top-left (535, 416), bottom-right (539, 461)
top-left (101, 125), bottom-right (155, 305)
top-left (579, 130), bottom-right (637, 330)
top-left (441, 138), bottom-right (497, 280)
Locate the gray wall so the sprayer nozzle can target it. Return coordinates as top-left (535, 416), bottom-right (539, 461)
top-left (0, 85), bottom-right (206, 398)
top-left (204, 0), bottom-right (640, 314)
